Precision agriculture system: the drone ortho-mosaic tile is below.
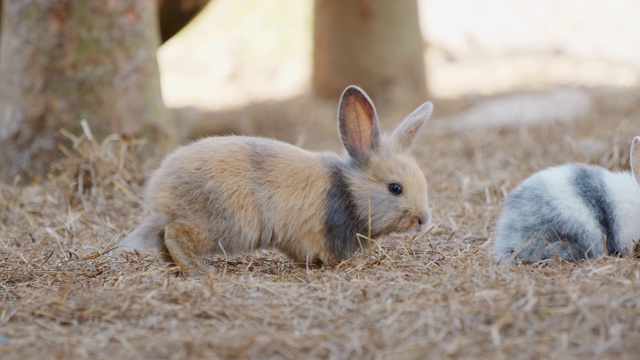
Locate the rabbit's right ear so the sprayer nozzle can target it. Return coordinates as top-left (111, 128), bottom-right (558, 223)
top-left (631, 136), bottom-right (640, 184)
top-left (391, 101), bottom-right (433, 150)
top-left (338, 86), bottom-right (381, 162)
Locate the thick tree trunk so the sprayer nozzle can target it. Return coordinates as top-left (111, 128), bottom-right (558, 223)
top-left (0, 1), bottom-right (170, 184)
top-left (312, 0), bottom-right (427, 112)
top-left (0, 0), bottom-right (211, 48)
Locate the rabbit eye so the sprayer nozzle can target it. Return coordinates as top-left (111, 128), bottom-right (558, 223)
top-left (388, 183), bottom-right (402, 195)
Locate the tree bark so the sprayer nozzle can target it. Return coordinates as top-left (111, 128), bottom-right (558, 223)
top-left (0, 1), bottom-right (170, 184)
top-left (0, 1), bottom-right (211, 48)
top-left (312, 0), bottom-right (427, 112)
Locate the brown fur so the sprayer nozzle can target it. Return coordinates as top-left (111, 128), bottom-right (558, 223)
top-left (120, 86), bottom-right (433, 276)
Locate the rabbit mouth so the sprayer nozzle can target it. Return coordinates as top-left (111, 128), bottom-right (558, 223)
top-left (394, 216), bottom-right (428, 234)
top-left (404, 211), bottom-right (431, 233)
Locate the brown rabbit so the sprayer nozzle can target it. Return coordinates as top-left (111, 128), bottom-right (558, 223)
top-left (120, 86), bottom-right (433, 275)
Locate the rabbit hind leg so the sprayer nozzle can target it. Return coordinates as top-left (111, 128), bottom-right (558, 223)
top-left (535, 232), bottom-right (599, 262)
top-left (515, 234), bottom-right (584, 263)
top-left (164, 221), bottom-right (210, 277)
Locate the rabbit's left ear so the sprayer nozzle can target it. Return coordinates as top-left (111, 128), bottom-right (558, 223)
top-left (632, 136), bottom-right (640, 184)
top-left (391, 101), bottom-right (433, 150)
top-left (338, 86), bottom-right (381, 162)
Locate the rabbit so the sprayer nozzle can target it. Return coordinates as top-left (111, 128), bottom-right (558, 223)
top-left (120, 85), bottom-right (434, 275)
top-left (493, 136), bottom-right (640, 263)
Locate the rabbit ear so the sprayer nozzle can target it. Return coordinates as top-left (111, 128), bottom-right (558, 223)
top-left (631, 136), bottom-right (640, 184)
top-left (391, 102), bottom-right (433, 150)
top-left (338, 86), bottom-right (381, 161)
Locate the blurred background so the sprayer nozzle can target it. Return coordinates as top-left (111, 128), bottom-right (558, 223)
top-left (160, 0), bottom-right (640, 107)
top-left (1, 0), bottom-right (639, 183)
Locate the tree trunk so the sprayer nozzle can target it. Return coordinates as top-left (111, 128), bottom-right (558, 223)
top-left (0, 1), bottom-right (211, 48)
top-left (0, 1), bottom-right (170, 184)
top-left (312, 0), bottom-right (427, 112)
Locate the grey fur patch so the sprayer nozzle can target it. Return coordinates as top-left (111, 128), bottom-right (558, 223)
top-left (498, 177), bottom-right (588, 261)
top-left (248, 143), bottom-right (272, 175)
top-left (248, 144), bottom-right (276, 249)
top-left (572, 165), bottom-right (620, 256)
top-left (496, 164), bottom-right (622, 262)
top-left (323, 162), bottom-right (368, 261)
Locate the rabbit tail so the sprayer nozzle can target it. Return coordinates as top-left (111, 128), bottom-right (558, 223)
top-left (119, 213), bottom-right (167, 252)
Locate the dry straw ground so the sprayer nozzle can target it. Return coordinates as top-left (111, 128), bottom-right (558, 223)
top-left (1, 87), bottom-right (640, 359)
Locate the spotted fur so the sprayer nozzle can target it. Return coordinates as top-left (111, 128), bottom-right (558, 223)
top-left (493, 137), bottom-right (640, 263)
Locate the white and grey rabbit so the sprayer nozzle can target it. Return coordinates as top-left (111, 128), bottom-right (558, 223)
top-left (121, 86), bottom-right (433, 275)
top-left (493, 137), bottom-right (640, 263)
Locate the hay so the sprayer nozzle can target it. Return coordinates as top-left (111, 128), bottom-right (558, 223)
top-left (2, 87), bottom-right (640, 359)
